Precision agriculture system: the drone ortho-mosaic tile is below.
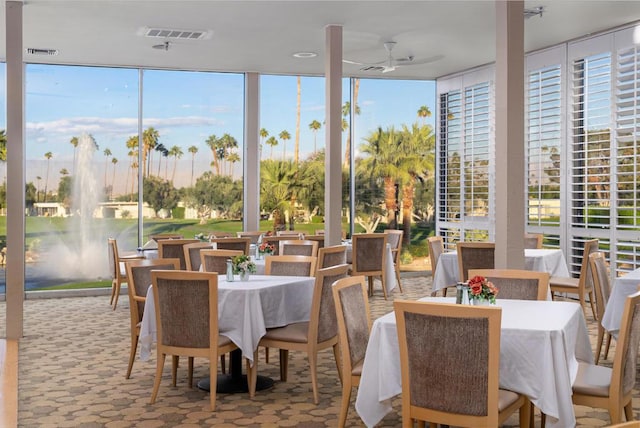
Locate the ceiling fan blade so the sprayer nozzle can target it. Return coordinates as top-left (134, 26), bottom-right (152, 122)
top-left (397, 54), bottom-right (445, 66)
top-left (382, 66), bottom-right (396, 73)
top-left (343, 59), bottom-right (369, 66)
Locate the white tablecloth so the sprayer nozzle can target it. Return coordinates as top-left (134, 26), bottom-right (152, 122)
top-left (601, 268), bottom-right (640, 334)
top-left (345, 243), bottom-right (397, 295)
top-left (139, 275), bottom-right (315, 364)
top-left (355, 298), bottom-right (592, 428)
top-left (431, 248), bottom-right (571, 293)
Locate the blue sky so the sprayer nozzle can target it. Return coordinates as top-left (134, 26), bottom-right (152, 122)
top-left (0, 63), bottom-right (436, 190)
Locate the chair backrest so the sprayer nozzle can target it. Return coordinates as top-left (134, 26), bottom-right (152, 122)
top-left (427, 236), bottom-right (444, 276)
top-left (277, 230), bottom-right (303, 238)
top-left (211, 237), bottom-right (251, 255)
top-left (524, 233), bottom-right (544, 249)
top-left (152, 270), bottom-right (218, 352)
top-left (332, 275), bottom-right (371, 377)
top-left (578, 239), bottom-right (600, 293)
top-left (304, 234), bottom-right (325, 249)
top-left (107, 238), bottom-right (121, 281)
top-left (384, 230), bottom-right (404, 263)
top-left (200, 249), bottom-right (244, 274)
top-left (351, 233), bottom-right (387, 274)
top-left (183, 242), bottom-right (214, 271)
top-left (209, 231), bottom-right (234, 238)
top-left (611, 290), bottom-right (640, 397)
top-left (317, 245), bottom-right (347, 269)
top-left (456, 242), bottom-right (495, 283)
top-left (279, 239), bottom-right (319, 257)
top-left (262, 236), bottom-right (289, 255)
top-left (157, 239), bottom-right (200, 270)
top-left (125, 258), bottom-right (180, 324)
top-left (265, 255), bottom-right (317, 276)
top-left (308, 264), bottom-right (349, 345)
top-left (589, 252), bottom-right (612, 322)
top-left (394, 300), bottom-right (502, 426)
top-left (236, 231), bottom-right (263, 244)
top-left (315, 229), bottom-right (325, 236)
top-left (468, 268), bottom-right (549, 301)
top-left (149, 233), bottom-right (183, 242)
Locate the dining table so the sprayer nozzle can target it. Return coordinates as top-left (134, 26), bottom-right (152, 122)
top-left (354, 297), bottom-right (593, 428)
top-left (139, 274), bottom-right (315, 393)
top-left (431, 248), bottom-right (571, 294)
top-left (601, 267), bottom-right (640, 335)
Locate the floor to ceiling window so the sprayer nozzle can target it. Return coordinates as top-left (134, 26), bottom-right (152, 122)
top-left (0, 63), bottom-right (6, 294)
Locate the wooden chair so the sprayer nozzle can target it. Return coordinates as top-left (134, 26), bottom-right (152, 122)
top-left (210, 237), bottom-right (251, 255)
top-left (332, 275), bottom-right (371, 428)
top-left (305, 234), bottom-right (325, 249)
top-left (276, 230), bottom-right (303, 238)
top-left (258, 264), bottom-right (348, 403)
top-left (236, 231), bottom-right (263, 244)
top-left (279, 239), bottom-right (319, 257)
top-left (571, 290), bottom-right (640, 424)
top-left (384, 229), bottom-right (404, 293)
top-left (209, 231), bottom-right (234, 238)
top-left (107, 238), bottom-right (144, 310)
top-left (427, 236), bottom-right (451, 297)
top-left (124, 258), bottom-right (180, 379)
top-left (524, 233), bottom-right (544, 249)
top-left (200, 249), bottom-right (243, 274)
top-left (149, 233), bottom-right (183, 242)
top-left (314, 229), bottom-right (325, 236)
top-left (264, 255), bottom-right (317, 277)
top-left (317, 245), bottom-right (347, 269)
top-left (394, 300), bottom-right (530, 427)
top-left (150, 270), bottom-right (254, 409)
top-left (456, 241), bottom-right (495, 283)
top-left (469, 269), bottom-right (549, 301)
top-left (550, 239), bottom-right (598, 320)
top-left (183, 242), bottom-right (213, 271)
top-left (262, 236), bottom-right (290, 255)
top-left (157, 239), bottom-right (199, 270)
top-left (589, 252), bottom-right (614, 364)
top-left (351, 233), bottom-right (389, 299)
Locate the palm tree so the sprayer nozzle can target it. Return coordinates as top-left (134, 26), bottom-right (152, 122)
top-left (219, 133), bottom-right (238, 176)
top-left (227, 152), bottom-right (241, 177)
top-left (69, 136), bottom-right (78, 174)
top-left (417, 105), bottom-right (432, 125)
top-left (43, 151), bottom-right (53, 202)
top-left (169, 145), bottom-right (183, 183)
top-left (308, 120), bottom-right (322, 153)
top-left (154, 143), bottom-right (168, 177)
top-left (265, 136), bottom-right (278, 160)
top-left (279, 130), bottom-right (291, 161)
top-left (125, 136), bottom-right (139, 201)
top-left (103, 148), bottom-right (112, 189)
top-left (358, 127), bottom-right (401, 228)
top-left (60, 168), bottom-right (69, 176)
top-left (36, 176), bottom-right (41, 202)
top-left (205, 134), bottom-right (222, 175)
top-left (260, 160), bottom-right (297, 230)
top-left (294, 76), bottom-right (302, 164)
top-left (188, 145), bottom-right (198, 186)
top-left (111, 157), bottom-right (118, 199)
top-left (260, 128), bottom-right (269, 144)
top-left (143, 127), bottom-right (159, 177)
top-left (0, 129), bottom-right (7, 183)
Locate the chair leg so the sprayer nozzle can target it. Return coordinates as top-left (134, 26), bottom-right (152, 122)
top-left (595, 326), bottom-right (604, 365)
top-left (308, 351), bottom-right (320, 404)
top-left (172, 355), bottom-right (179, 387)
top-left (624, 402), bottom-right (634, 422)
top-left (380, 275), bottom-right (388, 300)
top-left (109, 279), bottom-right (117, 306)
top-left (367, 277), bottom-right (374, 297)
top-left (126, 333), bottom-right (139, 379)
top-left (588, 290), bottom-right (597, 320)
top-left (604, 333), bottom-right (612, 360)
top-left (333, 344), bottom-right (342, 383)
top-left (264, 346), bottom-right (270, 364)
top-left (188, 357), bottom-right (194, 388)
top-left (112, 280), bottom-right (123, 310)
top-left (519, 398), bottom-right (531, 428)
top-left (279, 349), bottom-right (289, 382)
top-left (209, 354), bottom-right (217, 411)
top-left (442, 287), bottom-right (448, 297)
top-left (395, 264), bottom-right (403, 293)
top-left (150, 353), bottom-right (166, 404)
top-left (247, 351), bottom-right (258, 398)
top-left (337, 377), bottom-right (352, 428)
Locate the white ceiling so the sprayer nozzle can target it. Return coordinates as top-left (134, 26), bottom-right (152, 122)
top-left (2, 0), bottom-right (640, 80)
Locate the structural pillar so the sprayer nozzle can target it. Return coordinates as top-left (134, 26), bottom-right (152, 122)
top-left (6, 0), bottom-right (25, 339)
top-left (494, 0), bottom-right (525, 268)
top-left (324, 25), bottom-right (343, 246)
top-left (244, 72), bottom-right (260, 231)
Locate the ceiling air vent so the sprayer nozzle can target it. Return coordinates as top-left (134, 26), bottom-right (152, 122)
top-left (360, 65), bottom-right (385, 72)
top-left (26, 48), bottom-right (59, 56)
top-left (142, 27), bottom-right (210, 40)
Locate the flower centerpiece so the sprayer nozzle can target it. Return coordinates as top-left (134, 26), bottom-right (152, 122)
top-left (257, 242), bottom-right (275, 259)
top-left (467, 275), bottom-right (499, 304)
top-left (195, 232), bottom-right (209, 242)
top-left (232, 254), bottom-right (256, 280)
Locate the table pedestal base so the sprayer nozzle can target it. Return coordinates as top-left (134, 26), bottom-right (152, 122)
top-left (197, 348), bottom-right (274, 393)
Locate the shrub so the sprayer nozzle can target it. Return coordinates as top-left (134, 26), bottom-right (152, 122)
top-left (172, 206), bottom-right (185, 219)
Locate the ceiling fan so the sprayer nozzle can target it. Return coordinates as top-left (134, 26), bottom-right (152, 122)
top-left (343, 41), bottom-right (443, 73)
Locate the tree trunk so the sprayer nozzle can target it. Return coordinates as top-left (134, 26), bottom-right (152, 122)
top-left (402, 181), bottom-right (415, 245)
top-left (384, 176), bottom-right (397, 229)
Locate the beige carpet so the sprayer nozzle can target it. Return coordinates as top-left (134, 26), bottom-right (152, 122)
top-left (3, 273), bottom-right (634, 427)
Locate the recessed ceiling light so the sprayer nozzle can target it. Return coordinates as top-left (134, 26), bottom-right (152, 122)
top-left (293, 52), bottom-right (317, 58)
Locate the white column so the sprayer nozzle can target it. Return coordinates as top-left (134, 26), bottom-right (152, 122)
top-left (325, 25), bottom-right (342, 246)
top-left (6, 1), bottom-right (25, 339)
top-left (244, 72), bottom-right (260, 231)
top-left (494, 0), bottom-right (525, 269)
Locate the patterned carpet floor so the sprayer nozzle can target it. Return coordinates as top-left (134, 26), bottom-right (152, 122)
top-left (2, 273), bottom-right (636, 427)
